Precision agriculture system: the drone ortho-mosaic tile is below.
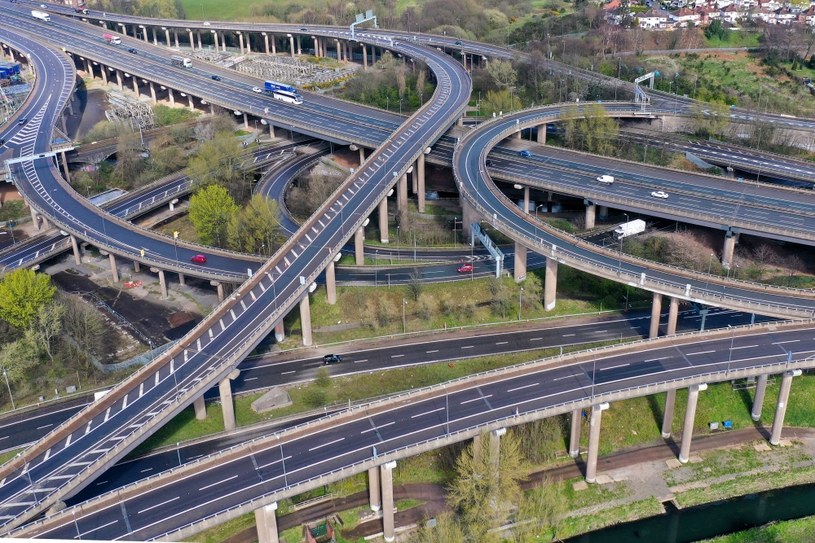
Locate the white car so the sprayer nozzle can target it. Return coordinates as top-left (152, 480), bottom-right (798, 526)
top-left (203, 21), bottom-right (211, 26)
top-left (596, 174), bottom-right (614, 184)
top-left (252, 86), bottom-right (262, 93)
top-left (650, 190), bottom-right (669, 199)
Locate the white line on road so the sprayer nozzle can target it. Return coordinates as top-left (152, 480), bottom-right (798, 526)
top-left (731, 345), bottom-right (758, 350)
top-left (599, 363), bottom-right (630, 372)
top-left (507, 382), bottom-right (539, 393)
top-left (562, 333), bottom-right (575, 337)
top-left (36, 424), bottom-right (53, 430)
top-left (773, 340), bottom-right (800, 345)
top-left (309, 437), bottom-right (345, 451)
top-left (281, 370), bottom-right (296, 375)
top-left (354, 359), bottom-right (368, 363)
top-left (137, 496), bottom-right (180, 515)
top-left (461, 345), bottom-right (474, 349)
top-left (391, 354), bottom-right (404, 358)
top-left (199, 475), bottom-right (238, 492)
top-left (495, 341), bottom-right (508, 345)
top-left (529, 337), bottom-right (543, 342)
top-left (361, 421), bottom-right (395, 434)
top-left (411, 407), bottom-right (445, 419)
top-left (687, 350), bottom-right (716, 356)
top-left (244, 377), bottom-right (258, 381)
top-left (461, 394), bottom-right (493, 405)
top-left (78, 519), bottom-right (118, 538)
top-left (426, 350), bottom-right (439, 353)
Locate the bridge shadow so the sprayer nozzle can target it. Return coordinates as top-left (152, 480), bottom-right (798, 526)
top-left (646, 394), bottom-right (664, 432)
top-left (737, 384), bottom-right (772, 440)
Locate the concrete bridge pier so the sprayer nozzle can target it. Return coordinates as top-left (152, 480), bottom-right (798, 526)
top-left (585, 402), bottom-right (610, 483)
top-left (197, 31), bottom-right (202, 49)
top-left (722, 231), bottom-right (738, 269)
top-left (114, 69), bottom-right (123, 90)
top-left (151, 268), bottom-right (168, 298)
top-left (149, 81), bottom-right (156, 103)
top-left (359, 146), bottom-right (366, 164)
top-left (164, 28), bottom-right (171, 46)
top-left (173, 30), bottom-right (179, 48)
top-left (187, 29), bottom-right (194, 49)
top-left (362, 45), bottom-right (368, 68)
top-left (537, 123), bottom-right (547, 143)
top-left (219, 368), bottom-right (241, 431)
top-left (168, 88), bottom-right (175, 106)
top-left (297, 35), bottom-right (302, 55)
top-left (379, 197), bottom-right (389, 243)
top-left (211, 281), bottom-right (225, 302)
top-left (187, 94), bottom-right (194, 110)
top-left (661, 389), bottom-right (676, 438)
top-left (381, 461), bottom-right (397, 542)
top-left (300, 294), bottom-right (313, 347)
top-left (274, 321), bottom-right (285, 343)
top-left (752, 374), bottom-right (769, 421)
top-left (417, 154), bottom-right (426, 212)
top-left (544, 257), bottom-right (558, 311)
top-left (288, 34), bottom-right (295, 58)
top-left (514, 242), bottom-right (527, 282)
top-left (649, 292), bottom-right (662, 338)
top-left (490, 428), bottom-right (506, 472)
top-left (666, 297), bottom-right (679, 335)
top-left (368, 466), bottom-right (381, 511)
top-left (60, 151), bottom-right (71, 183)
top-left (355, 226), bottom-right (365, 265)
top-left (679, 383), bottom-right (707, 463)
top-left (237, 32), bottom-right (244, 54)
top-left (70, 235), bottom-right (81, 265)
top-left (193, 396), bottom-right (206, 420)
top-left (255, 502), bottom-right (279, 543)
top-left (584, 201), bottom-right (596, 229)
top-left (262, 32), bottom-right (269, 54)
top-left (397, 174), bottom-right (408, 224)
top-left (326, 260), bottom-right (337, 304)
top-left (770, 369), bottom-right (801, 445)
top-left (569, 408), bottom-right (582, 457)
top-left (133, 261), bottom-right (140, 273)
top-left (108, 253), bottom-right (119, 283)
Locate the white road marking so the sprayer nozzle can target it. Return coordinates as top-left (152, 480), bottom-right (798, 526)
top-left (361, 421), bottom-right (395, 434)
top-left (137, 496), bottom-right (179, 514)
top-left (411, 407), bottom-right (445, 419)
top-left (461, 394), bottom-right (492, 405)
top-left (507, 382), bottom-right (539, 393)
top-left (199, 475), bottom-right (238, 492)
top-left (599, 363), bottom-right (630, 372)
top-left (309, 437), bottom-right (345, 451)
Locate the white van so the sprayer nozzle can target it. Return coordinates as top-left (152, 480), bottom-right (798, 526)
top-left (596, 174), bottom-right (614, 184)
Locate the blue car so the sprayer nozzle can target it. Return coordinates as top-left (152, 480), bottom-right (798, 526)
top-left (518, 149), bottom-right (531, 157)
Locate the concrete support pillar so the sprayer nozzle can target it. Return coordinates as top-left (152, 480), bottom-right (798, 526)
top-left (274, 321), bottom-right (285, 343)
top-left (489, 428), bottom-right (506, 472)
top-left (379, 198), bottom-right (389, 243)
top-left (157, 269), bottom-right (168, 298)
top-left (151, 27), bottom-right (158, 46)
top-left (359, 147), bottom-right (366, 164)
top-left (109, 254), bottom-right (119, 283)
top-left (585, 402), bottom-right (610, 484)
top-left (197, 31), bottom-right (202, 49)
top-left (569, 409), bottom-right (581, 457)
top-left (752, 374), bottom-right (769, 422)
top-left (585, 202), bottom-right (596, 229)
top-left (246, 33), bottom-right (252, 53)
top-left (267, 122), bottom-right (275, 139)
top-left (649, 292), bottom-right (663, 339)
top-left (219, 373), bottom-right (237, 431)
top-left (397, 174), bottom-right (408, 224)
top-left (255, 502), bottom-right (279, 543)
top-left (174, 30), bottom-right (179, 48)
top-left (297, 36), bottom-right (302, 55)
top-left (187, 30), bottom-right (194, 49)
top-left (83, 58), bottom-right (92, 76)
top-left (770, 370), bottom-right (801, 445)
top-left (61, 152), bottom-right (71, 183)
top-left (678, 384), bottom-right (707, 463)
top-left (238, 32), bottom-right (245, 54)
top-left (514, 242), bottom-right (527, 282)
top-left (133, 261), bottom-right (140, 273)
top-left (381, 461), bottom-right (397, 542)
top-left (299, 295), bottom-right (312, 347)
top-left (521, 185), bottom-right (529, 214)
top-left (355, 226), bottom-right (365, 266)
top-left (164, 28), bottom-right (170, 46)
top-left (362, 44), bottom-right (368, 68)
top-left (70, 235), bottom-right (81, 265)
top-left (149, 81), bottom-right (156, 103)
top-left (461, 198), bottom-right (478, 236)
top-left (326, 260), bottom-right (337, 305)
top-left (335, 39), bottom-right (341, 60)
top-left (243, 113), bottom-right (249, 129)
top-left (722, 231), bottom-right (737, 269)
top-left (115, 69), bottom-right (123, 90)
top-left (368, 467), bottom-right (380, 511)
top-left (30, 208), bottom-right (40, 231)
top-left (288, 35), bottom-right (295, 58)
top-left (188, 94), bottom-right (194, 110)
top-left (263, 33), bottom-right (270, 54)
top-left (216, 282), bottom-right (224, 302)
top-left (472, 433), bottom-right (483, 464)
top-left (168, 88), bottom-right (175, 106)
top-left (662, 389), bottom-right (676, 438)
top-left (411, 170), bottom-right (417, 195)
top-left (544, 257), bottom-right (558, 311)
top-left (194, 395), bottom-right (206, 420)
top-left (417, 154), bottom-right (426, 213)
top-left (666, 297), bottom-right (679, 336)
top-left (100, 65), bottom-right (108, 85)
top-left (270, 33), bottom-right (276, 54)
top-left (537, 123), bottom-right (547, 143)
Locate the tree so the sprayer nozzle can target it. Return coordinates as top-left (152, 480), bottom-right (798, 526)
top-left (186, 131), bottom-right (245, 200)
top-left (0, 269), bottom-right (57, 329)
top-left (62, 295), bottom-right (105, 366)
top-left (511, 481), bottom-right (565, 542)
top-left (691, 101), bottom-right (730, 139)
top-left (486, 59), bottom-right (518, 90)
top-left (562, 103), bottom-right (619, 156)
top-left (410, 513), bottom-right (466, 543)
top-left (407, 268), bottom-right (423, 302)
top-left (189, 185), bottom-right (238, 247)
top-left (447, 432), bottom-right (526, 541)
top-left (0, 331), bottom-right (40, 383)
top-left (31, 303), bottom-right (65, 363)
top-left (315, 367), bottom-right (331, 388)
top-left (227, 194), bottom-right (282, 256)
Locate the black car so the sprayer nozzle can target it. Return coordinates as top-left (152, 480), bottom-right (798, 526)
top-left (127, 47), bottom-right (137, 54)
top-left (454, 40), bottom-right (463, 45)
top-left (211, 74), bottom-right (221, 81)
top-left (322, 354), bottom-right (343, 365)
top-left (17, 118), bottom-right (26, 125)
top-left (485, 159), bottom-right (493, 167)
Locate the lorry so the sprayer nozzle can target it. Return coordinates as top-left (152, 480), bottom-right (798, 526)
top-left (264, 80), bottom-right (304, 104)
top-left (73, 0), bottom-right (89, 13)
top-left (103, 33), bottom-right (121, 45)
top-left (31, 9), bottom-right (51, 22)
top-left (613, 219), bottom-right (646, 240)
top-left (170, 55), bottom-right (192, 68)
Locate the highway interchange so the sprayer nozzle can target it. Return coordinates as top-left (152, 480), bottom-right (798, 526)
top-left (2, 2), bottom-right (815, 539)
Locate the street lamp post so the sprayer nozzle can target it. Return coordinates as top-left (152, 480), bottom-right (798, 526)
top-left (706, 253), bottom-right (714, 292)
top-left (3, 369), bottom-right (14, 410)
top-left (727, 325), bottom-right (735, 376)
top-left (402, 298), bottom-right (407, 333)
top-left (518, 287), bottom-right (524, 321)
top-left (173, 230), bottom-right (179, 263)
top-left (535, 204), bottom-right (545, 220)
top-left (375, 250), bottom-right (378, 285)
top-left (176, 441), bottom-right (182, 466)
top-left (618, 213), bottom-right (629, 275)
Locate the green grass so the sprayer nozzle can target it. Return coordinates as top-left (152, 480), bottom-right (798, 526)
top-left (703, 31), bottom-right (762, 48)
top-left (700, 514), bottom-right (815, 542)
top-left (562, 477), bottom-right (630, 509)
top-left (189, 512), bottom-right (255, 543)
top-left (558, 498), bottom-right (664, 539)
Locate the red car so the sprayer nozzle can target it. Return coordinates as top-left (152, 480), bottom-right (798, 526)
top-left (190, 254), bottom-right (207, 264)
top-left (457, 263), bottom-right (474, 273)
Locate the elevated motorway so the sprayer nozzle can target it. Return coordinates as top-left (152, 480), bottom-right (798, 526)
top-left (0, 23), bottom-right (472, 532)
top-left (11, 320), bottom-right (815, 540)
top-left (454, 103), bottom-right (815, 319)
